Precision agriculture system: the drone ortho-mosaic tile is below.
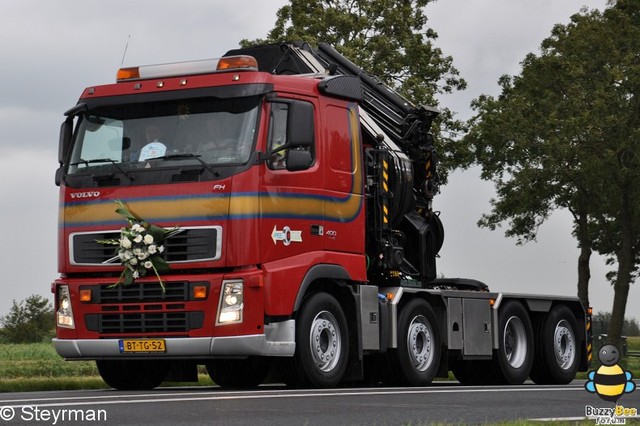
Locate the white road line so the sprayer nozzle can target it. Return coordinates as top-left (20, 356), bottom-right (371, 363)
top-left (0, 386), bottom-right (586, 409)
top-left (528, 417), bottom-right (586, 422)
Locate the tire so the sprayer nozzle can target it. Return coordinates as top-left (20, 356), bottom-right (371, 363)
top-left (96, 360), bottom-right (170, 390)
top-left (206, 357), bottom-right (270, 389)
top-left (493, 301), bottom-right (534, 384)
top-left (279, 292), bottom-right (349, 388)
top-left (385, 298), bottom-right (440, 386)
top-left (451, 360), bottom-right (497, 385)
top-left (530, 305), bottom-right (580, 385)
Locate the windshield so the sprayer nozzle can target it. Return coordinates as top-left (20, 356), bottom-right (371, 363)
top-left (67, 96), bottom-right (260, 176)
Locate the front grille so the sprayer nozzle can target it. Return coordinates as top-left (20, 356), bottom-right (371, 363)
top-left (80, 281), bottom-right (209, 304)
top-left (85, 311), bottom-right (204, 334)
top-left (97, 281), bottom-right (189, 303)
top-left (70, 226), bottom-right (221, 265)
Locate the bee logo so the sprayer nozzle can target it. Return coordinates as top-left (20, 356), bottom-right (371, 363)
top-left (585, 344), bottom-right (636, 402)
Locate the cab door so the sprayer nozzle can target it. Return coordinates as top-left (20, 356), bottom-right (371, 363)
top-left (322, 103), bottom-right (365, 255)
top-left (259, 98), bottom-right (325, 263)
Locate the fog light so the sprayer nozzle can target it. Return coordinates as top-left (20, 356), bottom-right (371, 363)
top-left (217, 280), bottom-right (243, 325)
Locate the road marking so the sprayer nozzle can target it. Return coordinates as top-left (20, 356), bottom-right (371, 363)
top-left (529, 417), bottom-right (585, 422)
top-left (0, 385), bottom-right (587, 408)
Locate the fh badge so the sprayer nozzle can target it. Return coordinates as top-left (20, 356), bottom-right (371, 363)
top-left (271, 226), bottom-right (302, 246)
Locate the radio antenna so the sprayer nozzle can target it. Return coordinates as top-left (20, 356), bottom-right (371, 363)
top-left (120, 35), bottom-right (131, 67)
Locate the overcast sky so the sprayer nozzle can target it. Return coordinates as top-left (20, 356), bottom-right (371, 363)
top-left (2, 0), bottom-right (637, 323)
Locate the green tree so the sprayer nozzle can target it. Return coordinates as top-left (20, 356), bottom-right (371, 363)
top-left (455, 1), bottom-right (640, 347)
top-left (242, 0), bottom-right (467, 176)
top-left (0, 295), bottom-right (54, 343)
top-left (592, 312), bottom-right (640, 337)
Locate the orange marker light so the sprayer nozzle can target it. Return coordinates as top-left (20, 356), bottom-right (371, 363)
top-left (217, 55), bottom-right (258, 71)
top-left (79, 289), bottom-right (92, 303)
top-left (193, 285), bottom-right (208, 300)
top-left (489, 298), bottom-right (496, 306)
top-left (116, 67), bottom-right (140, 81)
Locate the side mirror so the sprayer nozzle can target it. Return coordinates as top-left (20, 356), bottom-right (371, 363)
top-left (286, 149), bottom-right (312, 171)
top-left (59, 118), bottom-right (73, 165)
top-left (54, 167), bottom-right (63, 187)
top-left (286, 101), bottom-right (314, 149)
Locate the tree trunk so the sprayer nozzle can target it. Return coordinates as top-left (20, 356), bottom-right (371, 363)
top-left (608, 255), bottom-right (632, 348)
top-left (607, 194), bottom-right (635, 349)
top-left (575, 212), bottom-right (591, 309)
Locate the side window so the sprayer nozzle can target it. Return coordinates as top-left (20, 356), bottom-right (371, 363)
top-left (267, 100), bottom-right (314, 170)
top-left (267, 103), bottom-right (289, 169)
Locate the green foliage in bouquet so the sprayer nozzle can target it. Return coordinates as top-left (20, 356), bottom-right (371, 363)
top-left (96, 201), bottom-right (180, 290)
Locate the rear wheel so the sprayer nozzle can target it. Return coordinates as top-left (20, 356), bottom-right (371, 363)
top-left (493, 301), bottom-right (533, 384)
top-left (206, 357), bottom-right (270, 389)
top-left (96, 360), bottom-right (170, 390)
top-left (451, 360), bottom-right (497, 385)
top-left (279, 292), bottom-right (349, 388)
top-left (530, 305), bottom-right (580, 384)
top-left (385, 298), bottom-right (440, 386)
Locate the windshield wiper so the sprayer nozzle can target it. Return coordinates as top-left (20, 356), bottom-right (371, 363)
top-left (71, 158), bottom-right (134, 181)
top-left (149, 154), bottom-right (220, 176)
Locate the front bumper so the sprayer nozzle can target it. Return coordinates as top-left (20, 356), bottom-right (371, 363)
top-left (53, 320), bottom-right (296, 359)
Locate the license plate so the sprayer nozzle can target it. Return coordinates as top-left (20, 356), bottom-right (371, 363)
top-left (118, 339), bottom-right (166, 353)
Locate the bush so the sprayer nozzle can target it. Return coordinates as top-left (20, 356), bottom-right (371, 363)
top-left (592, 311), bottom-right (640, 337)
top-left (0, 295), bottom-right (54, 343)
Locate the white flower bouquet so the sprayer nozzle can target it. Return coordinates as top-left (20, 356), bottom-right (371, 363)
top-left (97, 201), bottom-right (180, 290)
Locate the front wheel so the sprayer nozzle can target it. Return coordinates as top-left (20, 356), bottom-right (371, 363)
top-left (385, 298), bottom-right (440, 386)
top-left (279, 292), bottom-right (349, 388)
top-left (96, 360), bottom-right (170, 390)
top-left (206, 357), bottom-right (270, 389)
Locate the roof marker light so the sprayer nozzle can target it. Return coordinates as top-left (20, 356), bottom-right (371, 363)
top-left (117, 67), bottom-right (140, 81)
top-left (217, 55), bottom-right (258, 71)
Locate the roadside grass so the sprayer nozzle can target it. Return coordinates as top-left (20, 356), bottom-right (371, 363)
top-left (0, 343), bottom-right (214, 392)
top-left (1, 337), bottom-right (638, 393)
top-left (586, 335), bottom-right (640, 373)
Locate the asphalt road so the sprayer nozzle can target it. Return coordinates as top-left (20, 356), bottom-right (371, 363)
top-left (1, 382), bottom-right (639, 425)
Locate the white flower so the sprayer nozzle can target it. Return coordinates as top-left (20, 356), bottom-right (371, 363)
top-left (129, 258), bottom-right (138, 266)
top-left (144, 261), bottom-right (153, 269)
top-left (133, 234), bottom-right (143, 244)
top-left (131, 223), bottom-right (143, 233)
top-left (137, 252), bottom-right (148, 260)
top-left (121, 237), bottom-right (132, 249)
top-left (158, 245), bottom-right (165, 253)
top-left (133, 248), bottom-right (142, 256)
top-left (148, 244), bottom-right (157, 254)
top-left (123, 250), bottom-right (133, 260)
top-left (143, 234), bottom-right (154, 245)
top-left (132, 270), bottom-right (140, 279)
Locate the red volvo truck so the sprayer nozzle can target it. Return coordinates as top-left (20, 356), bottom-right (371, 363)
top-left (53, 42), bottom-right (592, 389)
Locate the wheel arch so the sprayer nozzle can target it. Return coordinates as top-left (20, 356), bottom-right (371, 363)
top-left (289, 265), bottom-right (361, 383)
top-left (292, 264), bottom-right (354, 314)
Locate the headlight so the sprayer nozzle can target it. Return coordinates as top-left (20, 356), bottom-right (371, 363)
top-left (56, 285), bottom-right (75, 329)
top-left (217, 280), bottom-right (243, 325)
